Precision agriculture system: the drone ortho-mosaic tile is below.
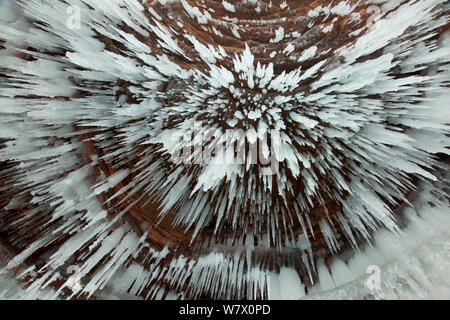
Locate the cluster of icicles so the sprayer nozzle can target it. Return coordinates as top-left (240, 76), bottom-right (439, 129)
top-left (0, 0), bottom-right (449, 299)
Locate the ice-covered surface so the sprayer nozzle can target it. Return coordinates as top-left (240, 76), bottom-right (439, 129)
top-left (0, 0), bottom-right (449, 299)
top-left (304, 180), bottom-right (450, 299)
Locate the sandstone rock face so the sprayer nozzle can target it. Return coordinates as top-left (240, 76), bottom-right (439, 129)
top-left (0, 0), bottom-right (449, 299)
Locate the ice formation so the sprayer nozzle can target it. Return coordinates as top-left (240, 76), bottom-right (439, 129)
top-left (0, 0), bottom-right (449, 299)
